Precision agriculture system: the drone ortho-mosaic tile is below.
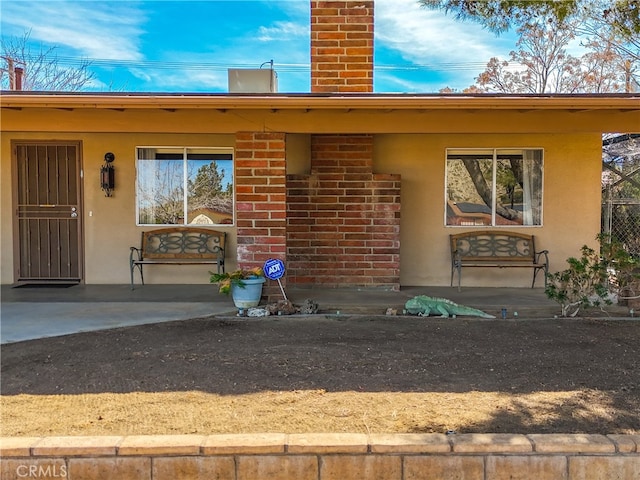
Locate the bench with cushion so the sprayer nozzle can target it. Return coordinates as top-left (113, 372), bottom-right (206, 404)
top-left (130, 227), bottom-right (226, 289)
top-left (450, 230), bottom-right (549, 290)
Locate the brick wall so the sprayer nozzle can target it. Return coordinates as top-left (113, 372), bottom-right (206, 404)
top-left (236, 2), bottom-right (401, 292)
top-left (311, 0), bottom-right (374, 93)
top-left (2, 433), bottom-right (638, 480)
top-left (235, 132), bottom-right (287, 297)
top-left (287, 135), bottom-right (400, 289)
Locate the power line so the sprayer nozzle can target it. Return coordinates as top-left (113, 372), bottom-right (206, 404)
top-left (49, 55), bottom-right (490, 73)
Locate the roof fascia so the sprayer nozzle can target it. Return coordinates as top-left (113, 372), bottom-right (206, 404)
top-left (1, 93), bottom-right (639, 112)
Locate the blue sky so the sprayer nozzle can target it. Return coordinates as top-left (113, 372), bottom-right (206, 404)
top-left (1, 0), bottom-right (522, 93)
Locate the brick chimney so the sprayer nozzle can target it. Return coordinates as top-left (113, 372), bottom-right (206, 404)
top-left (284, 1), bottom-right (400, 291)
top-left (310, 1), bottom-right (374, 93)
top-left (14, 67), bottom-right (24, 91)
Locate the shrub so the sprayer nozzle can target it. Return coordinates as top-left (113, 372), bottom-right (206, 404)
top-left (545, 244), bottom-right (611, 317)
top-left (545, 234), bottom-right (639, 317)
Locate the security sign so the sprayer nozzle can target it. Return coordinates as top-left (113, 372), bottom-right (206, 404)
top-left (264, 258), bottom-right (285, 280)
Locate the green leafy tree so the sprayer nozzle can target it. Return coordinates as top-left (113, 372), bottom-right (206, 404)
top-left (418, 1), bottom-right (639, 36)
top-left (187, 162), bottom-right (233, 215)
top-left (189, 163), bottom-right (225, 202)
top-left (601, 0), bottom-right (640, 38)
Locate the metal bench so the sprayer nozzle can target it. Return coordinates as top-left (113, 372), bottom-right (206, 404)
top-left (129, 227), bottom-right (226, 289)
top-left (450, 230), bottom-right (549, 290)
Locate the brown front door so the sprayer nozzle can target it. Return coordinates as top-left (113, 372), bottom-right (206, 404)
top-left (14, 142), bottom-right (83, 283)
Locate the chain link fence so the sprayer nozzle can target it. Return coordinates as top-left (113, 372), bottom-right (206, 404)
top-left (602, 194), bottom-right (640, 257)
top-left (602, 189), bottom-right (640, 307)
top-left (601, 134), bottom-right (640, 306)
top-left (601, 134), bottom-right (640, 258)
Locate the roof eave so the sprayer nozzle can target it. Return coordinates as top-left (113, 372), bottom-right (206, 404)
top-left (1, 92), bottom-right (639, 112)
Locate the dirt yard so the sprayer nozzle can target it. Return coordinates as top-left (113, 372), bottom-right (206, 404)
top-left (1, 315), bottom-right (638, 436)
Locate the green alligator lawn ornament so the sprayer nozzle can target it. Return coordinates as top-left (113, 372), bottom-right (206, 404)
top-left (404, 295), bottom-right (495, 318)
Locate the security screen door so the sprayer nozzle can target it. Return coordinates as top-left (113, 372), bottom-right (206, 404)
top-left (14, 142), bottom-right (82, 283)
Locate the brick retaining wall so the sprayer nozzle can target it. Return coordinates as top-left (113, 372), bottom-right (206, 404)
top-left (1, 433), bottom-right (638, 479)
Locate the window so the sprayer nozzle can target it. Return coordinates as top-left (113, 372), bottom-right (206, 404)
top-left (446, 148), bottom-right (543, 227)
top-left (136, 147), bottom-right (234, 226)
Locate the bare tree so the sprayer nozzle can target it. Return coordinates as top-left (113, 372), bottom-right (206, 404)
top-left (1, 31), bottom-right (94, 91)
top-left (138, 160), bottom-right (233, 225)
top-left (422, 0), bottom-right (639, 92)
top-left (575, 1), bottom-right (639, 91)
top-left (579, 36), bottom-right (630, 92)
top-left (474, 18), bottom-right (629, 93)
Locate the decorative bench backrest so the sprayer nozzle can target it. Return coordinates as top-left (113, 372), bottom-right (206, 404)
top-left (142, 227), bottom-right (226, 260)
top-left (450, 230), bottom-right (536, 263)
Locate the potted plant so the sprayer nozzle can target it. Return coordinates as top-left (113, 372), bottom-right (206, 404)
top-left (210, 266), bottom-right (265, 309)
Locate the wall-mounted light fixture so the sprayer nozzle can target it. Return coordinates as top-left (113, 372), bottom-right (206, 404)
top-left (101, 152), bottom-right (115, 197)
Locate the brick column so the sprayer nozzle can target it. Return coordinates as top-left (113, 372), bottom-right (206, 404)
top-left (287, 135), bottom-right (400, 290)
top-left (311, 0), bottom-right (374, 93)
top-left (235, 132), bottom-right (287, 299)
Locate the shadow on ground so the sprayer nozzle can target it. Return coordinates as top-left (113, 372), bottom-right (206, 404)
top-left (2, 316), bottom-right (639, 434)
top-left (2, 316), bottom-right (638, 395)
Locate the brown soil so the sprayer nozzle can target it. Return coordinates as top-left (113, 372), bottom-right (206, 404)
top-left (1, 315), bottom-right (638, 436)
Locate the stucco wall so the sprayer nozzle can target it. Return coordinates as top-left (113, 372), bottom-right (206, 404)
top-left (0, 126), bottom-right (604, 287)
top-left (374, 133), bottom-right (603, 287)
top-left (1, 132), bottom-right (237, 285)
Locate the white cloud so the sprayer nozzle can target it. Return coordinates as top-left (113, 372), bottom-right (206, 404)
top-left (1, 1), bottom-right (145, 60)
top-left (374, 0), bottom-right (516, 90)
top-left (376, 0), bottom-right (514, 62)
top-left (0, 0), bottom-right (522, 93)
top-left (204, 5), bottom-right (310, 70)
top-left (375, 70), bottom-right (442, 93)
top-left (136, 69), bottom-right (229, 91)
top-left (256, 21), bottom-right (308, 42)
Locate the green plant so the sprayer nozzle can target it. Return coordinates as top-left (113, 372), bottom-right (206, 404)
top-left (545, 234), bottom-right (640, 317)
top-left (545, 245), bottom-right (610, 317)
top-left (209, 267), bottom-right (264, 295)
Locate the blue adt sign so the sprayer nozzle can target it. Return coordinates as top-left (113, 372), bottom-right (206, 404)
top-left (264, 258), bottom-right (285, 280)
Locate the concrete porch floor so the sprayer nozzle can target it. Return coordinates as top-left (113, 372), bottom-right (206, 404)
top-left (0, 283), bottom-right (616, 345)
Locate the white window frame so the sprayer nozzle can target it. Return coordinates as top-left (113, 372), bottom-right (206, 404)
top-left (135, 146), bottom-right (235, 227)
top-left (445, 148), bottom-right (544, 227)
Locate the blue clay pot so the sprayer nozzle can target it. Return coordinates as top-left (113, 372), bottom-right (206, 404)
top-left (231, 277), bottom-right (265, 308)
